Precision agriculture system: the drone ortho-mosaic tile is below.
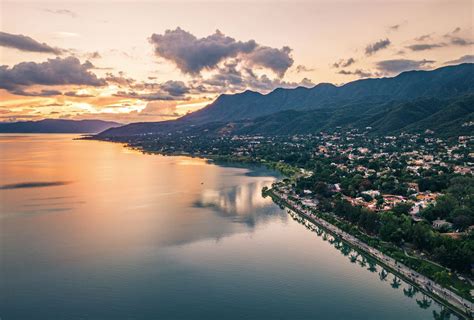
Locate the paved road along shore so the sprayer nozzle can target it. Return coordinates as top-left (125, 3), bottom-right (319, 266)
top-left (272, 189), bottom-right (474, 318)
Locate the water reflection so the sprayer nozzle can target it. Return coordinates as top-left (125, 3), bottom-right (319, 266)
top-left (286, 210), bottom-right (460, 320)
top-left (0, 134), bottom-right (462, 320)
top-left (0, 181), bottom-right (71, 189)
top-left (194, 180), bottom-right (287, 227)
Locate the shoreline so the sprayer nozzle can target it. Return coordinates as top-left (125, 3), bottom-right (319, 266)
top-left (88, 136), bottom-right (473, 318)
top-left (267, 188), bottom-right (473, 319)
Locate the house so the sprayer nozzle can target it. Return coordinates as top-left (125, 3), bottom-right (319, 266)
top-left (362, 190), bottom-right (380, 197)
top-left (432, 219), bottom-right (453, 230)
top-left (407, 182), bottom-right (419, 192)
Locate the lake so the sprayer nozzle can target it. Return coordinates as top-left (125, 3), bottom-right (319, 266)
top-left (0, 134), bottom-right (456, 319)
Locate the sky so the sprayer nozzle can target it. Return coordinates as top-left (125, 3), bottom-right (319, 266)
top-left (0, 0), bottom-right (473, 123)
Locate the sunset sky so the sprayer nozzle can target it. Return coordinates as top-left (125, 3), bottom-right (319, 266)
top-left (1, 0), bottom-right (473, 123)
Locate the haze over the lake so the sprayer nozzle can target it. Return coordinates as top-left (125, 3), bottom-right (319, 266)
top-left (1, 0), bottom-right (473, 123)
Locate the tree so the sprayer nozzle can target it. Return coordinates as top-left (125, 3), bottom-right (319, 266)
top-left (433, 270), bottom-right (451, 287)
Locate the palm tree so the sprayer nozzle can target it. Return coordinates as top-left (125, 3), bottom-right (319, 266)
top-left (416, 295), bottom-right (432, 309)
top-left (359, 256), bottom-right (367, 267)
top-left (379, 269), bottom-right (388, 281)
top-left (367, 261), bottom-right (377, 273)
top-left (403, 286), bottom-right (418, 298)
top-left (350, 254), bottom-right (358, 263)
top-left (391, 276), bottom-right (401, 289)
top-left (432, 308), bottom-right (451, 320)
top-left (341, 244), bottom-right (352, 256)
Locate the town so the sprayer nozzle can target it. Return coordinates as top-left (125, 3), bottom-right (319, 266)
top-left (102, 128), bottom-right (474, 310)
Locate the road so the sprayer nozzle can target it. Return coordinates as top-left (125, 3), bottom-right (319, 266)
top-left (272, 189), bottom-right (474, 318)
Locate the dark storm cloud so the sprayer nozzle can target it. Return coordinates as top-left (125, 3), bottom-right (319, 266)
top-left (365, 39), bottom-right (391, 56)
top-left (0, 32), bottom-right (62, 54)
top-left (149, 28), bottom-right (294, 77)
top-left (246, 46), bottom-right (294, 77)
top-left (333, 58), bottom-right (355, 68)
top-left (444, 55), bottom-right (474, 65)
top-left (150, 28), bottom-right (257, 75)
top-left (337, 69), bottom-right (373, 78)
top-left (0, 57), bottom-right (105, 92)
top-left (376, 59), bottom-right (434, 74)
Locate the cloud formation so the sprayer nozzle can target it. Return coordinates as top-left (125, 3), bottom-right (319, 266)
top-left (333, 58), bottom-right (355, 68)
top-left (44, 9), bottom-right (77, 18)
top-left (444, 55), bottom-right (474, 65)
top-left (113, 91), bottom-right (185, 101)
top-left (376, 59), bottom-right (434, 74)
top-left (149, 27), bottom-right (293, 77)
top-left (246, 46), bottom-right (294, 77)
top-left (139, 101), bottom-right (181, 118)
top-left (150, 28), bottom-right (257, 75)
top-left (64, 91), bottom-right (95, 98)
top-left (105, 72), bottom-right (136, 87)
top-left (197, 62), bottom-right (312, 93)
top-left (160, 80), bottom-right (189, 97)
top-left (337, 69), bottom-right (373, 78)
top-left (408, 28), bottom-right (473, 52)
top-left (414, 34), bottom-right (432, 42)
top-left (0, 57), bottom-right (105, 93)
top-left (365, 38), bottom-right (391, 55)
top-left (295, 65), bottom-right (314, 73)
top-left (443, 27), bottom-right (473, 46)
top-left (0, 32), bottom-right (62, 54)
top-left (406, 43), bottom-right (445, 51)
top-left (449, 37), bottom-right (474, 46)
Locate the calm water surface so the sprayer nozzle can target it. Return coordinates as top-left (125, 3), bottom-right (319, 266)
top-left (0, 134), bottom-right (456, 319)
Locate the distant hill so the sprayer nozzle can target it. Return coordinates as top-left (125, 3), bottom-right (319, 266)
top-left (214, 95), bottom-right (474, 137)
top-left (0, 119), bottom-right (122, 133)
top-left (98, 63), bottom-right (474, 138)
top-left (183, 63), bottom-right (474, 124)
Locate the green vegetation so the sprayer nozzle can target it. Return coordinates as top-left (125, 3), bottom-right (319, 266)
top-left (94, 107), bottom-right (474, 305)
top-left (98, 63), bottom-right (474, 138)
top-left (421, 176), bottom-right (474, 230)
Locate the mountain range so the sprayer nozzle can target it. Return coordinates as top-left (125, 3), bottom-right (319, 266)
top-left (98, 63), bottom-right (474, 138)
top-left (0, 119), bottom-right (121, 133)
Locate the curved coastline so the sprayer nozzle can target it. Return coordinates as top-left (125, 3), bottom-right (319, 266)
top-left (266, 188), bottom-right (474, 319)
